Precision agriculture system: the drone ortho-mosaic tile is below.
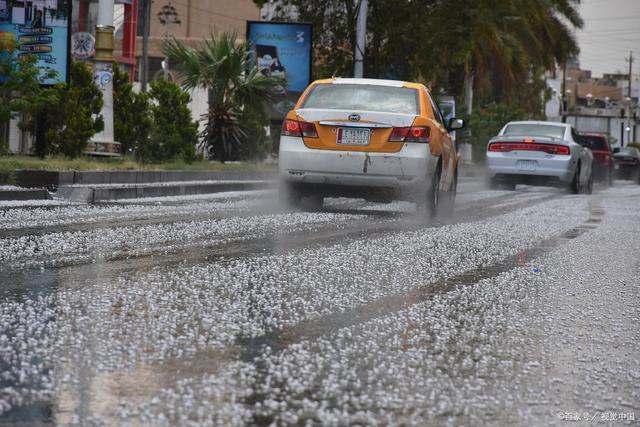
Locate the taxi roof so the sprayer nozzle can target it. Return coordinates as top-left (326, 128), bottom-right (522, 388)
top-left (312, 78), bottom-right (425, 90)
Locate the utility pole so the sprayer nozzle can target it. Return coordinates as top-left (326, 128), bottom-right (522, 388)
top-left (626, 51), bottom-right (633, 98)
top-left (89, 0), bottom-right (118, 154)
top-left (625, 52), bottom-right (634, 144)
top-left (561, 62), bottom-right (567, 123)
top-left (141, 0), bottom-right (151, 92)
top-left (353, 0), bottom-right (367, 78)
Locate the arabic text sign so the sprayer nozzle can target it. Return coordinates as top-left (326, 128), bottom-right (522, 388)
top-left (0, 0), bottom-right (70, 84)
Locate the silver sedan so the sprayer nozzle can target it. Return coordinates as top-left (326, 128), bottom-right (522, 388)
top-left (486, 121), bottom-right (594, 193)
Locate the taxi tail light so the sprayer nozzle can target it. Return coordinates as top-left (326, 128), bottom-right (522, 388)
top-left (488, 142), bottom-right (570, 155)
top-left (389, 126), bottom-right (430, 143)
top-left (281, 119), bottom-right (318, 138)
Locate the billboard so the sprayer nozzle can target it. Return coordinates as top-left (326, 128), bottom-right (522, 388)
top-left (246, 21), bottom-right (312, 100)
top-left (0, 0), bottom-right (71, 85)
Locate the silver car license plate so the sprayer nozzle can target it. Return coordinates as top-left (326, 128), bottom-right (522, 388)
top-left (516, 160), bottom-right (538, 171)
top-left (337, 128), bottom-right (370, 146)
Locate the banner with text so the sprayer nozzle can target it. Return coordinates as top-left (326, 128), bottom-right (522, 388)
top-left (0, 0), bottom-right (70, 84)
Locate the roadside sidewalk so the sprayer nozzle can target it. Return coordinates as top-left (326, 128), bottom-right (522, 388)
top-left (1, 163), bottom-right (484, 203)
top-left (2, 169), bottom-right (276, 203)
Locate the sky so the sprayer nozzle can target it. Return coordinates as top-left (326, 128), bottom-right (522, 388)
top-left (576, 0), bottom-right (640, 77)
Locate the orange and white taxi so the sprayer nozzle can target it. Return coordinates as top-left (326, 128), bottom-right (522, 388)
top-left (278, 78), bottom-right (464, 215)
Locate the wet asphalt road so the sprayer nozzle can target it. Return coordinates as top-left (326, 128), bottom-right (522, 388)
top-left (0, 178), bottom-right (638, 426)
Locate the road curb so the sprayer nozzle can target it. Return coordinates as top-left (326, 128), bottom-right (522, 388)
top-left (0, 189), bottom-right (52, 201)
top-left (15, 169), bottom-right (277, 188)
top-left (56, 181), bottom-right (275, 203)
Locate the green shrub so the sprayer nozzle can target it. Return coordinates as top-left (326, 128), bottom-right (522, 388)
top-left (0, 38), bottom-right (57, 156)
top-left (459, 103), bottom-right (525, 163)
top-left (113, 64), bottom-right (151, 157)
top-left (148, 79), bottom-right (198, 162)
top-left (32, 61), bottom-right (103, 158)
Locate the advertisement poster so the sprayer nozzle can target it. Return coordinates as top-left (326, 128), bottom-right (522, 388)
top-left (246, 21), bottom-right (312, 117)
top-left (0, 0), bottom-right (70, 84)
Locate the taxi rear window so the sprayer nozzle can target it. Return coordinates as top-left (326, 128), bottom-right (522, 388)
top-left (301, 84), bottom-right (419, 114)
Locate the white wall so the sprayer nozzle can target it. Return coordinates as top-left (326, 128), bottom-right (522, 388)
top-left (567, 114), bottom-right (639, 145)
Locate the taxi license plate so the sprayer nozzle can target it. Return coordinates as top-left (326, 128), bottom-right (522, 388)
top-left (516, 159), bottom-right (537, 171)
top-left (337, 128), bottom-right (370, 146)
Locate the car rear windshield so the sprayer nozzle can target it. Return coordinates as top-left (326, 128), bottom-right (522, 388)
top-left (577, 135), bottom-right (608, 150)
top-left (301, 84), bottom-right (419, 114)
top-left (502, 124), bottom-right (566, 139)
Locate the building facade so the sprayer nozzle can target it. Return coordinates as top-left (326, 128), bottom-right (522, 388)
top-left (135, 0), bottom-right (260, 82)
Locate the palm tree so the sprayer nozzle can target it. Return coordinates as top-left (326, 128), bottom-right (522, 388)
top-left (163, 33), bottom-right (283, 162)
top-left (457, 0), bottom-right (583, 109)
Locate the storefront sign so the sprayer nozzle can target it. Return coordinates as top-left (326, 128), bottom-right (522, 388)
top-left (71, 31), bottom-right (94, 59)
top-left (246, 21), bottom-right (312, 94)
top-left (0, 0), bottom-right (71, 84)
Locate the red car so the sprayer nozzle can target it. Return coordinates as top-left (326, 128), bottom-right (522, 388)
top-left (576, 133), bottom-right (614, 186)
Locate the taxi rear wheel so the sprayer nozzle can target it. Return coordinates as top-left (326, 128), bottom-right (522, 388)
top-left (305, 194), bottom-right (324, 211)
top-left (416, 161), bottom-right (441, 218)
top-left (440, 168), bottom-right (457, 216)
top-left (279, 181), bottom-right (302, 209)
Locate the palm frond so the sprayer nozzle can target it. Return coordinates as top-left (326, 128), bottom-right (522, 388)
top-left (162, 37), bottom-right (205, 90)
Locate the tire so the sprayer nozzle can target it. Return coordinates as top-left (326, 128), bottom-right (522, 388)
top-left (279, 181), bottom-right (302, 209)
top-left (586, 172), bottom-right (593, 194)
top-left (501, 182), bottom-right (516, 191)
top-left (487, 176), bottom-right (499, 190)
top-left (440, 168), bottom-right (457, 216)
top-left (417, 161), bottom-right (441, 218)
top-left (487, 176), bottom-right (515, 190)
top-left (306, 194), bottom-right (324, 211)
top-left (569, 165), bottom-right (581, 194)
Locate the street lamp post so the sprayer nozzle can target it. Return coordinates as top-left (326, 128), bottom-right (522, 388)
top-left (88, 0), bottom-right (119, 155)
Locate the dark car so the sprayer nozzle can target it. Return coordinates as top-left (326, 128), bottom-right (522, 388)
top-left (576, 133), bottom-right (614, 186)
top-left (613, 147), bottom-right (640, 183)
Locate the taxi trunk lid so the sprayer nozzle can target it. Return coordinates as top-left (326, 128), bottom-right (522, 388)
top-left (295, 108), bottom-right (417, 153)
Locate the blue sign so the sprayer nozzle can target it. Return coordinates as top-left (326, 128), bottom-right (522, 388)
top-left (0, 0), bottom-right (71, 85)
top-left (246, 21), bottom-right (312, 93)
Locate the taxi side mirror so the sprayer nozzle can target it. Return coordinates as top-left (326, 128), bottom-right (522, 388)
top-left (448, 118), bottom-right (465, 131)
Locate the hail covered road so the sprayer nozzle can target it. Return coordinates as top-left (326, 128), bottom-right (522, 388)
top-left (0, 178), bottom-right (638, 426)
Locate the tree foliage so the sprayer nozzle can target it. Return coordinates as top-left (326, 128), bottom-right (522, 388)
top-left (163, 33), bottom-right (282, 162)
top-left (257, 0), bottom-right (582, 116)
top-left (0, 38), bottom-right (57, 154)
top-left (113, 63), bottom-right (151, 157)
top-left (37, 61), bottom-right (104, 158)
top-left (148, 78), bottom-right (199, 162)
